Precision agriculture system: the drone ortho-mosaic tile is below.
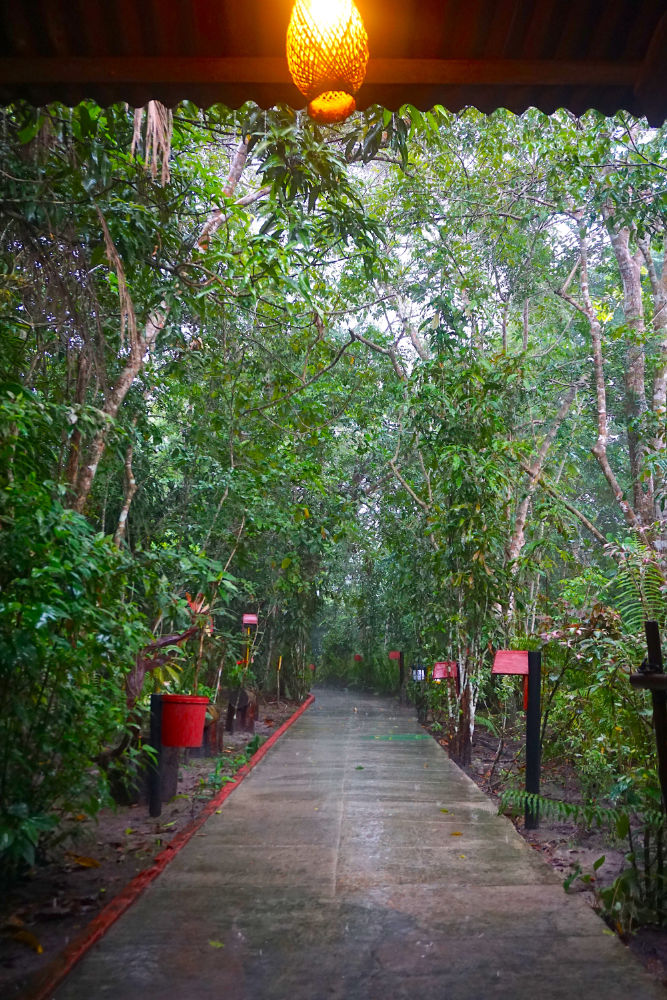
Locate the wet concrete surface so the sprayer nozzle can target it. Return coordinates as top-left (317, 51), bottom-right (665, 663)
top-left (52, 688), bottom-right (665, 999)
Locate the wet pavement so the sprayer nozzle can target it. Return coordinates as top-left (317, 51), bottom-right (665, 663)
top-left (53, 688), bottom-right (664, 999)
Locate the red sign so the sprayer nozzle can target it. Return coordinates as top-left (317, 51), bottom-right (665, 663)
top-left (242, 613), bottom-right (258, 627)
top-left (388, 650), bottom-right (401, 660)
top-left (492, 650), bottom-right (529, 675)
top-left (432, 661), bottom-right (457, 681)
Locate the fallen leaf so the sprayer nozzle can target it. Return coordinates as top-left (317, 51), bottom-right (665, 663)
top-left (459, 854), bottom-right (466, 859)
top-left (355, 766), bottom-right (364, 770)
top-left (65, 853), bottom-right (100, 868)
top-left (440, 809), bottom-right (449, 814)
top-left (12, 930), bottom-right (43, 954)
top-left (450, 831), bottom-right (463, 837)
top-left (1, 914), bottom-right (25, 932)
top-left (209, 940), bottom-right (225, 949)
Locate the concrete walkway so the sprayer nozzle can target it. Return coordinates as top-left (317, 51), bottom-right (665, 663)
top-left (53, 689), bottom-right (663, 999)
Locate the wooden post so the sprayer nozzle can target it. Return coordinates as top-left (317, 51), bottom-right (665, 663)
top-left (277, 654), bottom-right (282, 706)
top-left (524, 650), bottom-right (542, 830)
top-left (149, 694), bottom-right (162, 818)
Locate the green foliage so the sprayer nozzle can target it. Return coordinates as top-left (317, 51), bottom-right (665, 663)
top-left (0, 475), bottom-right (151, 880)
top-left (3, 95), bottom-right (667, 921)
top-left (607, 540), bottom-right (667, 635)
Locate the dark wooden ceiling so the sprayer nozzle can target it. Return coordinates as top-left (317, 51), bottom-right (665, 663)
top-left (1, 0), bottom-right (666, 123)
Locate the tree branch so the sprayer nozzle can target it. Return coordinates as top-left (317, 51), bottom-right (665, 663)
top-left (519, 461), bottom-right (606, 545)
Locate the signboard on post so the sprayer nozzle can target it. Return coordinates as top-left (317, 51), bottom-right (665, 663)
top-left (388, 650), bottom-right (406, 704)
top-left (432, 661), bottom-right (457, 681)
top-left (242, 613), bottom-right (258, 627)
top-left (491, 650), bottom-right (528, 675)
top-left (432, 661), bottom-right (459, 694)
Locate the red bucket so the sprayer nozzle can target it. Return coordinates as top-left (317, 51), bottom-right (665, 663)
top-left (160, 695), bottom-right (209, 747)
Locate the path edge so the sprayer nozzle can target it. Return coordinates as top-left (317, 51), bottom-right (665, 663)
top-left (24, 693), bottom-right (316, 1000)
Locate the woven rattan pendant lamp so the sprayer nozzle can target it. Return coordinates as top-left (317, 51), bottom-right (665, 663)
top-left (286, 0), bottom-right (369, 123)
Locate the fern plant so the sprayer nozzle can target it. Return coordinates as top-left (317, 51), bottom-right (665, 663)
top-left (500, 775), bottom-right (666, 934)
top-left (606, 539), bottom-right (667, 635)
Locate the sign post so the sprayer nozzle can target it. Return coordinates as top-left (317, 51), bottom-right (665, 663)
top-left (149, 694), bottom-right (163, 818)
top-left (492, 649), bottom-right (541, 829)
top-left (389, 650), bottom-right (404, 703)
top-left (525, 650), bottom-right (542, 830)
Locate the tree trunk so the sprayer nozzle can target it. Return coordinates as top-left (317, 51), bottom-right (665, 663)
top-left (64, 348), bottom-right (92, 493)
top-left (640, 230), bottom-right (667, 528)
top-left (606, 221), bottom-right (653, 527)
top-left (557, 223), bottom-right (644, 536)
top-left (507, 371), bottom-right (589, 566)
top-left (113, 416), bottom-right (139, 546)
top-left (449, 682), bottom-right (472, 765)
top-left (72, 308), bottom-right (164, 514)
top-left (71, 137), bottom-right (259, 515)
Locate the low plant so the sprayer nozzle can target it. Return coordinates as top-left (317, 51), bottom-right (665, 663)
top-left (501, 772), bottom-right (666, 935)
top-left (198, 735), bottom-right (265, 798)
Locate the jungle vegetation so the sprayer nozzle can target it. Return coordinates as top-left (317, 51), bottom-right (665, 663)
top-left (1, 100), bottom-right (667, 924)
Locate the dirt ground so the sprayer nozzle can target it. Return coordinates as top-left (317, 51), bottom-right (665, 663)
top-left (0, 697), bottom-right (299, 1000)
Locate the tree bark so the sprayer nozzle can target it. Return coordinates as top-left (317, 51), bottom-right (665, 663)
top-left (71, 137), bottom-right (260, 516)
top-left (507, 371), bottom-right (589, 566)
top-left (606, 219), bottom-right (653, 526)
top-left (64, 348), bottom-right (92, 492)
top-left (72, 306), bottom-right (164, 514)
top-left (113, 416), bottom-right (139, 546)
top-left (557, 224), bottom-right (644, 535)
top-left (640, 231), bottom-right (667, 488)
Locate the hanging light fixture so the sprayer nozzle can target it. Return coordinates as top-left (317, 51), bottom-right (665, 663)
top-left (286, 0), bottom-right (369, 123)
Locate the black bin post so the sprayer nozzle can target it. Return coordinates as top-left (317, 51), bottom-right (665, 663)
top-left (149, 694), bottom-right (163, 818)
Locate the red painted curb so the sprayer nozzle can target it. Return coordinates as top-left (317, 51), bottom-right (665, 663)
top-left (23, 693), bottom-right (316, 1000)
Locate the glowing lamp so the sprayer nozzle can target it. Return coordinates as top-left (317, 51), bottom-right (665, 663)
top-left (287, 0), bottom-right (369, 123)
